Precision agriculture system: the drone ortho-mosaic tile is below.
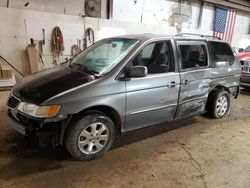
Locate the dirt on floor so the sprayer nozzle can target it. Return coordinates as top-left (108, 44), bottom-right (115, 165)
top-left (0, 90), bottom-right (250, 188)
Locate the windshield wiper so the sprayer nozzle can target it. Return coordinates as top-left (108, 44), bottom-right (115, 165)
top-left (73, 63), bottom-right (99, 75)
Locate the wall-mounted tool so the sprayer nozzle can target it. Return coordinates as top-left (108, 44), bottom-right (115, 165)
top-left (27, 39), bottom-right (39, 74)
top-left (71, 39), bottom-right (82, 56)
top-left (51, 26), bottom-right (64, 65)
top-left (38, 28), bottom-right (45, 56)
top-left (83, 27), bottom-right (95, 50)
top-left (42, 28), bottom-right (45, 45)
top-left (28, 28), bottom-right (48, 71)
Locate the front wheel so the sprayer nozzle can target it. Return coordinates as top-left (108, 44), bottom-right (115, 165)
top-left (65, 112), bottom-right (115, 161)
top-left (209, 91), bottom-right (230, 119)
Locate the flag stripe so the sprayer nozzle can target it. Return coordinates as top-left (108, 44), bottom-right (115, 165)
top-left (228, 9), bottom-right (235, 42)
top-left (213, 7), bottom-right (237, 44)
top-left (228, 9), bottom-right (233, 41)
top-left (229, 10), bottom-right (237, 43)
top-left (228, 10), bottom-right (234, 42)
top-left (224, 9), bottom-right (232, 41)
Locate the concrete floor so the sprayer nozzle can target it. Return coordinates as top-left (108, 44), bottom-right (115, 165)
top-left (0, 91), bottom-right (250, 188)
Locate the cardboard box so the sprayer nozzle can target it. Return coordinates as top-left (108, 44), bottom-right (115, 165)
top-left (0, 72), bottom-right (16, 87)
top-left (0, 64), bottom-right (12, 79)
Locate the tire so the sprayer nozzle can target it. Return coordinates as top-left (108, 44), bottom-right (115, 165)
top-left (65, 112), bottom-right (115, 161)
top-left (209, 90), bottom-right (230, 119)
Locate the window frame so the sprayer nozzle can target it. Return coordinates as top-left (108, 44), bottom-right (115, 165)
top-left (127, 39), bottom-right (175, 76)
top-left (176, 40), bottom-right (210, 72)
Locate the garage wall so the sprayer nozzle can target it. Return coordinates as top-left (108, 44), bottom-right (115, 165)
top-left (113, 0), bottom-right (250, 47)
top-left (0, 0), bottom-right (108, 18)
top-left (0, 7), bottom-right (172, 78)
top-left (0, 0), bottom-right (249, 79)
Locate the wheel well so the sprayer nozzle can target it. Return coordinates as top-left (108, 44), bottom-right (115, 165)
top-left (206, 85), bottom-right (230, 110)
top-left (79, 105), bottom-right (122, 134)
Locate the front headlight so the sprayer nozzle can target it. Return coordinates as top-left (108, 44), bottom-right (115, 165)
top-left (17, 102), bottom-right (61, 118)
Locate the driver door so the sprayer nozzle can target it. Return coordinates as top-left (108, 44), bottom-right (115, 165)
top-left (125, 40), bottom-right (180, 131)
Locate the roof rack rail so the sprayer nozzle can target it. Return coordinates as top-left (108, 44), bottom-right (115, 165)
top-left (175, 33), bottom-right (221, 40)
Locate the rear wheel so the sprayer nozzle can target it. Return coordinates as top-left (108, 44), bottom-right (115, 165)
top-left (209, 91), bottom-right (230, 119)
top-left (65, 112), bottom-right (115, 161)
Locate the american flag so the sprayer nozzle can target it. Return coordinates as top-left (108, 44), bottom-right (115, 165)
top-left (213, 7), bottom-right (237, 43)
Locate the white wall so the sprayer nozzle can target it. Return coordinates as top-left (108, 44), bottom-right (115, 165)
top-left (0, 0), bottom-right (108, 18)
top-left (0, 7), bottom-right (172, 78)
top-left (0, 7), bottom-right (85, 77)
top-left (0, 0), bottom-right (249, 79)
top-left (113, 0), bottom-right (250, 47)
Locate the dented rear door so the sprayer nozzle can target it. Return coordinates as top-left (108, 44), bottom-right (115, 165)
top-left (175, 40), bottom-right (212, 118)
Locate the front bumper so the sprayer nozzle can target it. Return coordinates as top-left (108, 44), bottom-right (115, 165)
top-left (240, 72), bottom-right (250, 88)
top-left (240, 82), bottom-right (250, 87)
top-left (6, 110), bottom-right (27, 136)
top-left (6, 109), bottom-right (71, 147)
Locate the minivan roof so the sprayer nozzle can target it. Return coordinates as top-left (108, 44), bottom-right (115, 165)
top-left (111, 33), bottom-right (225, 43)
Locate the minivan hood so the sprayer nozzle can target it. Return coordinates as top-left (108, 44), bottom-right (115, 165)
top-left (12, 65), bottom-right (95, 104)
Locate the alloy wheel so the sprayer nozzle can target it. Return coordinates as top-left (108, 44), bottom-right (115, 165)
top-left (216, 96), bottom-right (228, 116)
top-left (78, 122), bottom-right (110, 154)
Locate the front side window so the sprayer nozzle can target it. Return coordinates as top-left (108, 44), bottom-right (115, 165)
top-left (131, 41), bottom-right (174, 74)
top-left (208, 41), bottom-right (234, 65)
top-left (71, 38), bottom-right (139, 74)
top-left (141, 43), bottom-right (155, 58)
top-left (179, 44), bottom-right (208, 69)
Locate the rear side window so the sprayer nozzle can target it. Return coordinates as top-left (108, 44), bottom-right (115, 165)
top-left (208, 41), bottom-right (235, 65)
top-left (179, 44), bottom-right (208, 69)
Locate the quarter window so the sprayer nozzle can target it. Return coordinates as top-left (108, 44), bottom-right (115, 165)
top-left (179, 44), bottom-right (208, 69)
top-left (208, 41), bottom-right (235, 65)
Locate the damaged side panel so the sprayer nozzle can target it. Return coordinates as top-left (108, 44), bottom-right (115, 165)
top-left (176, 68), bottom-right (212, 118)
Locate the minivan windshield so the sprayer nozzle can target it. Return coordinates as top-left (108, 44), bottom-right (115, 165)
top-left (71, 38), bottom-right (139, 75)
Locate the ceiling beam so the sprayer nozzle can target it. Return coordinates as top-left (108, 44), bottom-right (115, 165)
top-left (227, 0), bottom-right (250, 7)
top-left (204, 0), bottom-right (250, 12)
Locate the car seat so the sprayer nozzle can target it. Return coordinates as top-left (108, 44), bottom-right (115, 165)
top-left (147, 53), bottom-right (168, 74)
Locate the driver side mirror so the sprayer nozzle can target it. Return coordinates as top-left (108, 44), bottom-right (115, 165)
top-left (238, 48), bottom-right (244, 52)
top-left (130, 66), bottom-right (148, 78)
